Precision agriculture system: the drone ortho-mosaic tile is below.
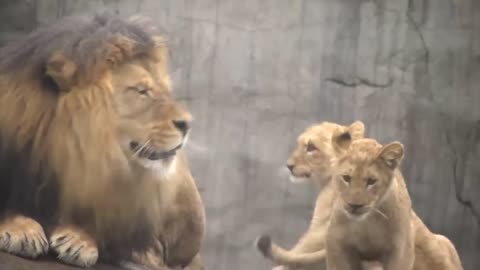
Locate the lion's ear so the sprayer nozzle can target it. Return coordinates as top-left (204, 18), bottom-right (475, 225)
top-left (46, 51), bottom-right (77, 92)
top-left (103, 36), bottom-right (136, 68)
top-left (149, 37), bottom-right (169, 67)
top-left (332, 127), bottom-right (353, 154)
top-left (377, 142), bottom-right (404, 169)
top-left (348, 121), bottom-right (365, 140)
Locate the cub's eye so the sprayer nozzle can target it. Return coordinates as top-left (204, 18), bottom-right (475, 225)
top-left (366, 177), bottom-right (377, 186)
top-left (342, 175), bottom-right (351, 183)
top-left (137, 88), bottom-right (149, 95)
top-left (306, 141), bottom-right (318, 152)
top-left (128, 86), bottom-right (151, 97)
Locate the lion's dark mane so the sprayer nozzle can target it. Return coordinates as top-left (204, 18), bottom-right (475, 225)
top-left (0, 14), bottom-right (165, 263)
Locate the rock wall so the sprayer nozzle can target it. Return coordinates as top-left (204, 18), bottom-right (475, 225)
top-left (0, 0), bottom-right (479, 269)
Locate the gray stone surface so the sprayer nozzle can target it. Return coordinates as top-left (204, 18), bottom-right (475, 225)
top-left (0, 0), bottom-right (479, 269)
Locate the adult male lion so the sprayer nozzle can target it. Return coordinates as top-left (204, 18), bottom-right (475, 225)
top-left (0, 14), bottom-right (205, 270)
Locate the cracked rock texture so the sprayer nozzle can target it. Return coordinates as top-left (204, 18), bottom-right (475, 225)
top-left (0, 0), bottom-right (479, 269)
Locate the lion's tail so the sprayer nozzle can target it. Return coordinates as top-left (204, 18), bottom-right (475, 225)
top-left (255, 235), bottom-right (326, 268)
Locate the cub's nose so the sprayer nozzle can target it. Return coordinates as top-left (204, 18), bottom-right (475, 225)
top-left (286, 164), bottom-right (294, 173)
top-left (347, 203), bottom-right (365, 212)
top-left (172, 120), bottom-right (191, 135)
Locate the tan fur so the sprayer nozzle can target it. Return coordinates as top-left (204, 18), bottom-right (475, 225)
top-left (411, 211), bottom-right (463, 270)
top-left (0, 215), bottom-right (49, 258)
top-left (285, 121), bottom-right (365, 185)
top-left (256, 121), bottom-right (371, 269)
top-left (0, 15), bottom-right (205, 269)
top-left (326, 136), bottom-right (414, 270)
top-left (50, 225), bottom-right (99, 267)
top-left (257, 122), bottom-right (462, 270)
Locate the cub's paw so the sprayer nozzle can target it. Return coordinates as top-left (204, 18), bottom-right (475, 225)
top-left (0, 215), bottom-right (49, 258)
top-left (50, 225), bottom-right (98, 268)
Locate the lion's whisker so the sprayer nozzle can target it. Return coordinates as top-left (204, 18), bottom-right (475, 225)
top-left (133, 139), bottom-right (151, 157)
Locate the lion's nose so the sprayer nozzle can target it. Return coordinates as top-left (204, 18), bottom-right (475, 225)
top-left (172, 120), bottom-right (190, 135)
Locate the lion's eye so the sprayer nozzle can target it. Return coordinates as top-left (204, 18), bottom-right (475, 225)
top-left (306, 141), bottom-right (318, 152)
top-left (366, 177), bottom-right (377, 186)
top-left (342, 175), bottom-right (351, 183)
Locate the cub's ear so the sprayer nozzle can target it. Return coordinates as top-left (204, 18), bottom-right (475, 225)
top-left (332, 127), bottom-right (353, 154)
top-left (377, 142), bottom-right (404, 169)
top-left (348, 121), bottom-right (365, 140)
top-left (46, 51), bottom-right (77, 92)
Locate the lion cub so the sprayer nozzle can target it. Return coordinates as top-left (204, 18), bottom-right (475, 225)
top-left (256, 121), bottom-right (370, 269)
top-left (326, 132), bottom-right (414, 270)
top-left (256, 122), bottom-right (462, 270)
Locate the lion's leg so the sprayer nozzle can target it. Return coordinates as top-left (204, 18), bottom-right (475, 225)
top-left (119, 239), bottom-right (171, 270)
top-left (183, 254), bottom-right (204, 270)
top-left (49, 225), bottom-right (98, 268)
top-left (119, 262), bottom-right (170, 270)
top-left (0, 214), bottom-right (49, 258)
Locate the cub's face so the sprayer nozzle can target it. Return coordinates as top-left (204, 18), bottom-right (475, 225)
top-left (333, 137), bottom-right (404, 219)
top-left (286, 134), bottom-right (335, 184)
top-left (286, 122), bottom-right (365, 184)
top-left (111, 56), bottom-right (191, 176)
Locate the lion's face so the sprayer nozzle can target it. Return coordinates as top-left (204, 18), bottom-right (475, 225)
top-left (111, 57), bottom-right (191, 175)
top-left (286, 121), bottom-right (365, 184)
top-left (333, 137), bottom-right (404, 219)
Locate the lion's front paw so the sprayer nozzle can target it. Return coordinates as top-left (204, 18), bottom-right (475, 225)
top-left (0, 215), bottom-right (49, 258)
top-left (50, 225), bottom-right (98, 268)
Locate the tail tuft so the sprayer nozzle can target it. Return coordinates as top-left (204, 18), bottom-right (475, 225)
top-left (255, 235), bottom-right (272, 257)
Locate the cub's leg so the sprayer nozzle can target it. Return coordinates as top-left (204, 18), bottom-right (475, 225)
top-left (383, 230), bottom-right (414, 270)
top-left (49, 225), bottom-right (98, 268)
top-left (383, 249), bottom-right (410, 270)
top-left (327, 249), bottom-right (362, 270)
top-left (0, 214), bottom-right (49, 258)
top-left (326, 236), bottom-right (362, 270)
top-left (382, 244), bottom-right (414, 270)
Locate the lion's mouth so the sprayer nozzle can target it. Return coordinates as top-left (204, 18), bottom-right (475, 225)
top-left (129, 141), bottom-right (182, 161)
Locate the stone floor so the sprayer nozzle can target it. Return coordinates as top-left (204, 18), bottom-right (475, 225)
top-left (0, 253), bottom-right (121, 270)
